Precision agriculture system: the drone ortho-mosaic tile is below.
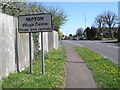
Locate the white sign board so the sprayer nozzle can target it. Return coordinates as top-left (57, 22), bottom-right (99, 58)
top-left (18, 14), bottom-right (52, 33)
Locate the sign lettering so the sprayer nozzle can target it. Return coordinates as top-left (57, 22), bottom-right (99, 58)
top-left (18, 14), bottom-right (52, 33)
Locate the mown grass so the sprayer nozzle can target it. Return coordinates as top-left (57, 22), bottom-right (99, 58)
top-left (75, 46), bottom-right (120, 88)
top-left (2, 45), bottom-right (67, 88)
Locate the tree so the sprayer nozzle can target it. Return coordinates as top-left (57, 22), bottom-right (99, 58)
top-left (69, 34), bottom-right (72, 37)
top-left (103, 11), bottom-right (117, 38)
top-left (94, 11), bottom-right (117, 39)
top-left (47, 7), bottom-right (67, 32)
top-left (85, 27), bottom-right (96, 40)
top-left (46, 7), bottom-right (67, 40)
top-left (85, 27), bottom-right (91, 39)
top-left (1, 2), bottom-right (27, 17)
top-left (76, 28), bottom-right (84, 36)
top-left (90, 27), bottom-right (97, 39)
top-left (94, 14), bottom-right (106, 34)
top-left (73, 35), bottom-right (77, 37)
top-left (58, 31), bottom-right (64, 40)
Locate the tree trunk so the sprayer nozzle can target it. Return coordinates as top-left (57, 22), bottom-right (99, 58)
top-left (109, 27), bottom-right (114, 39)
top-left (100, 28), bottom-right (103, 39)
top-left (110, 30), bottom-right (114, 39)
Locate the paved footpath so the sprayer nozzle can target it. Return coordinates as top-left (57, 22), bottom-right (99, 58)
top-left (62, 40), bottom-right (97, 88)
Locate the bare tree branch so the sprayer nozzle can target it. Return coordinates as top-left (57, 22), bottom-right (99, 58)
top-left (94, 11), bottom-right (117, 38)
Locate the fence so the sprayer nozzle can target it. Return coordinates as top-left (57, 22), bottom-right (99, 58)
top-left (39, 31), bottom-right (58, 52)
top-left (48, 31), bottom-right (58, 50)
top-left (0, 13), bottom-right (58, 79)
top-left (0, 13), bottom-right (34, 79)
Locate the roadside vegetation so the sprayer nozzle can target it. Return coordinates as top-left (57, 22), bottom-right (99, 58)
top-left (2, 45), bottom-right (67, 88)
top-left (102, 38), bottom-right (117, 40)
top-left (75, 46), bottom-right (119, 88)
top-left (1, 2), bottom-right (67, 61)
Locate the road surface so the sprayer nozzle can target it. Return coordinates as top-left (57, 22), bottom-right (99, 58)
top-left (62, 40), bottom-right (119, 64)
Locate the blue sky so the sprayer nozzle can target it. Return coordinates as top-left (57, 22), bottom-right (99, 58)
top-left (41, 2), bottom-right (118, 35)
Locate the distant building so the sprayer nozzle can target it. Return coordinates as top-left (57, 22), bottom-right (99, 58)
top-left (84, 27), bottom-right (118, 39)
top-left (96, 27), bottom-right (118, 38)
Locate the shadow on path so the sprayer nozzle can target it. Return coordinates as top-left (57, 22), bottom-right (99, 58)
top-left (66, 61), bottom-right (85, 63)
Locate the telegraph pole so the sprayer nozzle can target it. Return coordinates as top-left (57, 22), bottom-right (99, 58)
top-left (84, 13), bottom-right (87, 38)
top-left (84, 13), bottom-right (86, 30)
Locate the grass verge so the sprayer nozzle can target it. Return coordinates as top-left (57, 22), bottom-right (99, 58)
top-left (75, 46), bottom-right (119, 88)
top-left (102, 38), bottom-right (117, 40)
top-left (2, 45), bottom-right (67, 88)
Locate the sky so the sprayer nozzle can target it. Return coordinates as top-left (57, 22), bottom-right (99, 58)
top-left (41, 2), bottom-right (118, 35)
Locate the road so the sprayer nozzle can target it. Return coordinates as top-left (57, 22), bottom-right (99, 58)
top-left (62, 40), bottom-right (119, 64)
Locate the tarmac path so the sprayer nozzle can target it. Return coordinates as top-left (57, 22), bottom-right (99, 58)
top-left (62, 40), bottom-right (97, 88)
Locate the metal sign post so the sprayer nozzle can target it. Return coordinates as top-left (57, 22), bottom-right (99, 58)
top-left (18, 14), bottom-right (52, 75)
top-left (29, 32), bottom-right (32, 74)
top-left (41, 32), bottom-right (45, 75)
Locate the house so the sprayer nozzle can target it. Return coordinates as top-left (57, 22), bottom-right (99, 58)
top-left (96, 27), bottom-right (118, 38)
